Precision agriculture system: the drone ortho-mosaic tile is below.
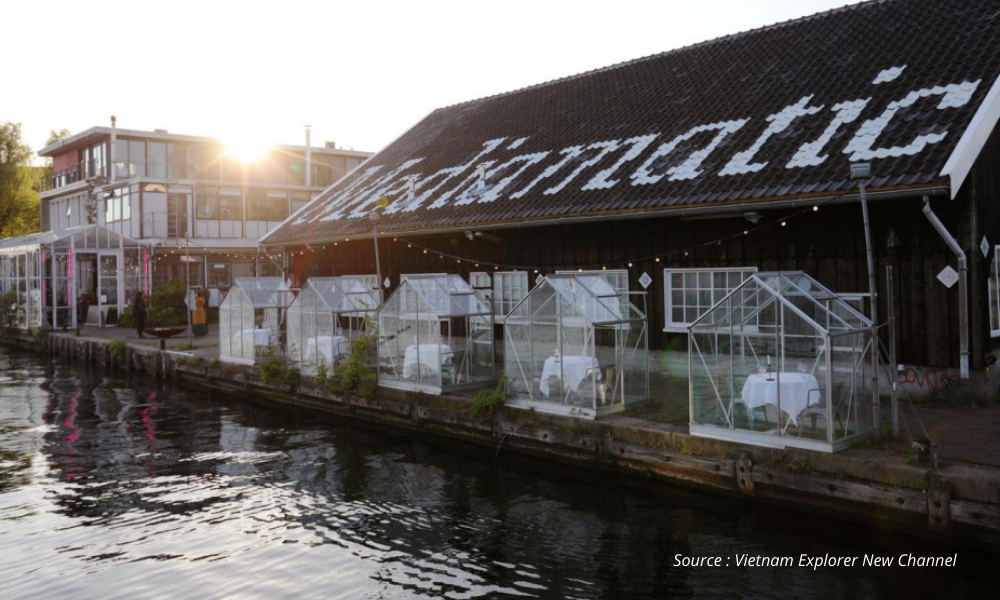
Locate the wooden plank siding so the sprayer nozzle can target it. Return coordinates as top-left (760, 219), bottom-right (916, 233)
top-left (290, 192), bottom-right (982, 370)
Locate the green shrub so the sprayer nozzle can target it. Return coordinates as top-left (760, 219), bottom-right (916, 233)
top-left (315, 360), bottom-right (329, 384)
top-left (335, 319), bottom-right (378, 398)
top-left (147, 279), bottom-right (188, 328)
top-left (468, 374), bottom-right (510, 421)
top-left (117, 307), bottom-right (135, 329)
top-left (259, 356), bottom-right (300, 386)
top-left (109, 339), bottom-right (127, 359)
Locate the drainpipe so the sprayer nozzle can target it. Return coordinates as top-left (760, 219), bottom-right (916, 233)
top-left (305, 125), bottom-right (312, 187)
top-left (110, 115), bottom-right (117, 184)
top-left (922, 197), bottom-right (970, 379)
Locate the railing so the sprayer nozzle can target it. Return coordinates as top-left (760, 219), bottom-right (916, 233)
top-left (44, 159), bottom-right (102, 191)
top-left (43, 161), bottom-right (173, 191)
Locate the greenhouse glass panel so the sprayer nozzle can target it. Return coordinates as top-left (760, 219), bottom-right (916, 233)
top-left (689, 272), bottom-right (876, 452)
top-left (219, 277), bottom-right (289, 365)
top-left (377, 274), bottom-right (494, 395)
top-left (504, 274), bottom-right (649, 419)
top-left (286, 276), bottom-right (380, 373)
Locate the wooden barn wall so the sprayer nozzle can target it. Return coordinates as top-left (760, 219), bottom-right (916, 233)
top-left (971, 122), bottom-right (1000, 354)
top-left (289, 196), bottom-right (974, 369)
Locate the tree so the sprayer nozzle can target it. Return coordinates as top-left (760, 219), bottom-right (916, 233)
top-left (42, 128), bottom-right (71, 167)
top-left (0, 122), bottom-right (39, 238)
top-left (46, 128), bottom-right (71, 147)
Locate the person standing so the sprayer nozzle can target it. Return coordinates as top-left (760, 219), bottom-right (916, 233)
top-left (134, 291), bottom-right (148, 338)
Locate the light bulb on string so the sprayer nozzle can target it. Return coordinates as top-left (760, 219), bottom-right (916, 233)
top-left (781, 221), bottom-right (787, 227)
top-left (628, 262), bottom-right (633, 268)
top-left (813, 205), bottom-right (819, 212)
top-left (655, 257), bottom-right (661, 263)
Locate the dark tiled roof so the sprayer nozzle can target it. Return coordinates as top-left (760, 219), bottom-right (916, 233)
top-left (265, 0), bottom-right (1000, 245)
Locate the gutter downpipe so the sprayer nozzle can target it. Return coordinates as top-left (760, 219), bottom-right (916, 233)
top-left (110, 116), bottom-right (117, 184)
top-left (922, 197), bottom-right (970, 379)
top-left (858, 178), bottom-right (880, 431)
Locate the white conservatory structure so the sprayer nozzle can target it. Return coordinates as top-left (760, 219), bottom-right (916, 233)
top-left (377, 274), bottom-right (494, 394)
top-left (503, 274), bottom-right (649, 419)
top-left (219, 277), bottom-right (290, 365)
top-left (688, 272), bottom-right (876, 452)
top-left (0, 225), bottom-right (145, 330)
top-left (286, 276), bottom-right (381, 373)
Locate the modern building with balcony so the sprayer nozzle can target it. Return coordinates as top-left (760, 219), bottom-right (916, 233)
top-left (38, 123), bottom-right (371, 306)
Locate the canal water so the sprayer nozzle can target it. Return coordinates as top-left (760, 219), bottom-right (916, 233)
top-left (0, 348), bottom-right (997, 599)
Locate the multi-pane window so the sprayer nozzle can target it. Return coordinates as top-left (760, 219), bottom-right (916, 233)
top-left (469, 272), bottom-right (491, 289)
top-left (493, 271), bottom-right (529, 321)
top-left (247, 190), bottom-right (289, 221)
top-left (197, 188), bottom-right (242, 221)
top-left (209, 262), bottom-right (231, 287)
top-left (104, 188), bottom-right (131, 223)
top-left (557, 269), bottom-right (628, 292)
top-left (663, 268), bottom-right (756, 332)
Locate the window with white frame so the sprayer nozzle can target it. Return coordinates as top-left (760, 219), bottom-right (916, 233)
top-left (557, 269), bottom-right (628, 292)
top-left (663, 267), bottom-right (756, 332)
top-left (469, 271), bottom-right (491, 289)
top-left (990, 248), bottom-right (1000, 338)
top-left (493, 271), bottom-right (528, 321)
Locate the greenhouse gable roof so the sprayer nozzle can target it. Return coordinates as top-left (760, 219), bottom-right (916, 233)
top-left (395, 274), bottom-right (491, 318)
top-left (543, 274), bottom-right (646, 325)
top-left (691, 271), bottom-right (871, 333)
top-left (303, 276), bottom-right (381, 313)
top-left (0, 225), bottom-right (141, 255)
top-left (263, 0), bottom-right (1000, 245)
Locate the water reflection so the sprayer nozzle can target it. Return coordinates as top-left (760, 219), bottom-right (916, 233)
top-left (0, 348), bottom-right (996, 599)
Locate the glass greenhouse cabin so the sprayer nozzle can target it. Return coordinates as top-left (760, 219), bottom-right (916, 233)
top-left (688, 272), bottom-right (875, 452)
top-left (0, 225), bottom-right (145, 330)
top-left (219, 277), bottom-right (290, 365)
top-left (286, 276), bottom-right (381, 373)
top-left (377, 274), bottom-right (494, 394)
top-left (504, 274), bottom-right (649, 419)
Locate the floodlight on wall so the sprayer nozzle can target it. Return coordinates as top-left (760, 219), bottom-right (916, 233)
top-left (744, 211), bottom-right (762, 224)
top-left (850, 162), bottom-right (872, 180)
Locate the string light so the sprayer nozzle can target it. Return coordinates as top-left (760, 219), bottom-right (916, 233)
top-left (374, 192), bottom-right (849, 272)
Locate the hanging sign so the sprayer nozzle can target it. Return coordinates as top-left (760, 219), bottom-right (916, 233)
top-left (638, 272), bottom-right (653, 289)
top-left (936, 265), bottom-right (959, 289)
top-left (981, 235), bottom-right (991, 259)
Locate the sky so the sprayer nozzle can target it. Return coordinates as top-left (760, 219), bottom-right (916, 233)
top-left (3, 0), bottom-right (857, 163)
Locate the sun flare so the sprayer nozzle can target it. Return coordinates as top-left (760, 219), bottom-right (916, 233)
top-left (225, 138), bottom-right (271, 162)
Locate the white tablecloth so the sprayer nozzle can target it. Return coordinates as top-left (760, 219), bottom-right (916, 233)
top-left (402, 344), bottom-right (453, 379)
top-left (540, 355), bottom-right (600, 397)
top-left (236, 328), bottom-right (273, 347)
top-left (741, 372), bottom-right (820, 426)
top-left (304, 335), bottom-right (349, 365)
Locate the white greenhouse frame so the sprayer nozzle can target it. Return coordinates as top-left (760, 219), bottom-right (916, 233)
top-left (688, 271), bottom-right (876, 453)
top-left (377, 274), bottom-right (495, 395)
top-left (286, 275), bottom-right (381, 373)
top-left (219, 277), bottom-right (291, 365)
top-left (503, 274), bottom-right (649, 419)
